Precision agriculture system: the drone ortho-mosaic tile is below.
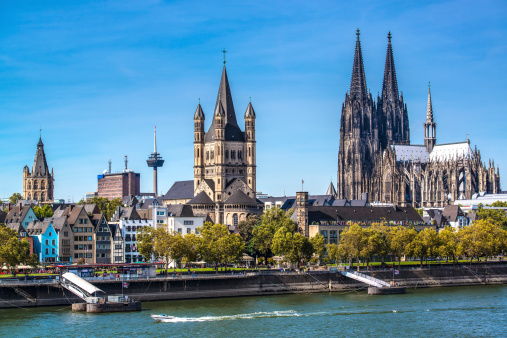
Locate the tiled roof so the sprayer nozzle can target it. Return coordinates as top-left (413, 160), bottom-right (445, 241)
top-left (224, 190), bottom-right (258, 204)
top-left (307, 205), bottom-right (423, 224)
top-left (187, 191), bottom-right (214, 205)
top-left (162, 180), bottom-right (194, 200)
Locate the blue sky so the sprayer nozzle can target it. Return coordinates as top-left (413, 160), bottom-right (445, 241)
top-left (1, 0), bottom-right (506, 201)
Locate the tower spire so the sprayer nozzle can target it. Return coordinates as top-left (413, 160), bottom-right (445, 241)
top-left (381, 31), bottom-right (399, 103)
top-left (350, 28), bottom-right (368, 100)
top-left (426, 82), bottom-right (434, 122)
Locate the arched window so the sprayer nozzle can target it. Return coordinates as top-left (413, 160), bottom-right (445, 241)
top-left (28, 181), bottom-right (32, 189)
top-left (33, 181), bottom-right (38, 189)
top-left (41, 181), bottom-right (46, 189)
top-left (233, 214), bottom-right (238, 228)
top-left (41, 192), bottom-right (46, 201)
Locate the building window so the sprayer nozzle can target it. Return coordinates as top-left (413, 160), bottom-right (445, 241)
top-left (184, 220), bottom-right (194, 225)
top-left (187, 228), bottom-right (191, 234)
top-left (52, 248), bottom-right (55, 254)
top-left (45, 248), bottom-right (49, 255)
top-left (177, 228), bottom-right (182, 233)
top-left (233, 214), bottom-right (238, 227)
top-left (49, 232), bottom-right (52, 236)
top-left (64, 232), bottom-right (68, 236)
top-left (52, 239), bottom-right (55, 246)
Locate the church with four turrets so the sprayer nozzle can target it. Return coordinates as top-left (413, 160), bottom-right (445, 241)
top-left (188, 63), bottom-right (263, 226)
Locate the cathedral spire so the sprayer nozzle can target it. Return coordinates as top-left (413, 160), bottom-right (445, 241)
top-left (381, 32), bottom-right (399, 103)
top-left (350, 28), bottom-right (368, 100)
top-left (426, 82), bottom-right (434, 122)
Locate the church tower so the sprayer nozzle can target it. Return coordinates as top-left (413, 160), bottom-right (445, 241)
top-left (377, 32), bottom-right (410, 149)
top-left (424, 83), bottom-right (436, 153)
top-left (191, 60), bottom-right (261, 226)
top-left (23, 135), bottom-right (54, 203)
top-left (337, 29), bottom-right (379, 200)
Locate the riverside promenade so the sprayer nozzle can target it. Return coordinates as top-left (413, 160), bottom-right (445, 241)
top-left (1, 262), bottom-right (506, 309)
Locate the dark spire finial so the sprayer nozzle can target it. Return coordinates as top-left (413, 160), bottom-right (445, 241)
top-left (356, 28), bottom-right (360, 38)
top-left (388, 31), bottom-right (392, 42)
top-left (222, 48), bottom-right (227, 65)
top-left (249, 96), bottom-right (251, 103)
top-left (428, 81), bottom-right (431, 89)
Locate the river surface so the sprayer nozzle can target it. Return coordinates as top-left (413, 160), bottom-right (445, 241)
top-left (0, 285), bottom-right (505, 337)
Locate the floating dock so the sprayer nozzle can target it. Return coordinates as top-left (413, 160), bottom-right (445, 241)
top-left (368, 286), bottom-right (406, 295)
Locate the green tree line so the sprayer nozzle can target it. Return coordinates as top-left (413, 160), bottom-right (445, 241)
top-left (327, 219), bottom-right (507, 270)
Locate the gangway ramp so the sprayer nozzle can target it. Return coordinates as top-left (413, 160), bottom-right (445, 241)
top-left (339, 270), bottom-right (391, 288)
top-left (60, 272), bottom-right (105, 301)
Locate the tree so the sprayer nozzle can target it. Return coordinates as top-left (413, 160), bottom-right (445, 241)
top-left (272, 227), bottom-right (313, 267)
top-left (389, 226), bottom-right (417, 268)
top-left (153, 227), bottom-right (176, 271)
top-left (169, 232), bottom-right (188, 269)
top-left (460, 219), bottom-right (507, 263)
top-left (310, 233), bottom-right (325, 264)
top-left (251, 207), bottom-right (295, 260)
top-left (181, 233), bottom-right (200, 266)
top-left (221, 232), bottom-right (245, 268)
top-left (406, 228), bottom-right (439, 267)
top-left (361, 227), bottom-right (389, 267)
top-left (476, 203), bottom-right (507, 230)
top-left (25, 253), bottom-right (40, 269)
top-left (0, 225), bottom-right (30, 273)
top-left (33, 205), bottom-right (53, 220)
top-left (105, 198), bottom-right (123, 221)
top-left (9, 193), bottom-right (22, 204)
top-left (438, 226), bottom-right (462, 263)
top-left (136, 227), bottom-right (155, 262)
top-left (337, 224), bottom-right (367, 271)
top-left (237, 215), bottom-right (260, 257)
top-left (197, 222), bottom-right (245, 272)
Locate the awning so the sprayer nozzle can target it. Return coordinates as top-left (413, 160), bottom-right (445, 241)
top-left (242, 255), bottom-right (254, 261)
top-left (62, 272), bottom-right (105, 295)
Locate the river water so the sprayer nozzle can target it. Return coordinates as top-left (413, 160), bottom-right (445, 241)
top-left (0, 285), bottom-right (505, 337)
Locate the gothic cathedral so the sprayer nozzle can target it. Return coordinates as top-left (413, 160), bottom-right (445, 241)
top-left (337, 30), bottom-right (500, 207)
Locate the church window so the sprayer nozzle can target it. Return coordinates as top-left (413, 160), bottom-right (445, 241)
top-left (41, 192), bottom-right (46, 201)
top-left (231, 151), bottom-right (236, 160)
top-left (28, 181), bottom-right (31, 189)
top-left (238, 151), bottom-right (242, 160)
top-left (225, 150), bottom-right (229, 159)
top-left (233, 214), bottom-right (238, 227)
top-left (248, 147), bottom-right (251, 157)
top-left (34, 181), bottom-right (38, 189)
top-left (206, 151), bottom-right (209, 160)
top-left (41, 181), bottom-right (46, 189)
top-left (211, 150), bottom-right (214, 160)
top-left (218, 146), bottom-right (220, 155)
top-left (197, 148), bottom-right (199, 157)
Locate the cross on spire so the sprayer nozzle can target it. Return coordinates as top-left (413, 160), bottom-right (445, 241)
top-left (222, 48), bottom-right (227, 65)
top-left (388, 31), bottom-right (392, 42)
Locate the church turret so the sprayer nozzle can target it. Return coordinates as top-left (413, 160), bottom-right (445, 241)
top-left (194, 103), bottom-right (205, 191)
top-left (245, 100), bottom-right (256, 194)
top-left (424, 83), bottom-right (437, 153)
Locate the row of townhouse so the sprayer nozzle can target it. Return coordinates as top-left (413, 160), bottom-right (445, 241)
top-left (2, 200), bottom-right (205, 265)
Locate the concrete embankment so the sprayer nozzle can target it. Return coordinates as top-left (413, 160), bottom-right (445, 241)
top-left (1, 264), bottom-right (506, 309)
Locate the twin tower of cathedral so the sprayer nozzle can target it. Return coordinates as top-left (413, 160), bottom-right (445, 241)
top-left (337, 30), bottom-right (500, 206)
